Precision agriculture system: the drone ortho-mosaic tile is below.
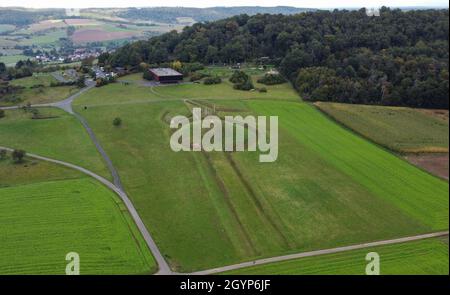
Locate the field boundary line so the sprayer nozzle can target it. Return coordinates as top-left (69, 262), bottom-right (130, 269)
top-left (188, 231), bottom-right (449, 275)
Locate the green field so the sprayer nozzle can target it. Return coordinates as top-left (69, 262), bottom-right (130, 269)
top-left (0, 24), bottom-right (15, 33)
top-left (9, 73), bottom-right (58, 88)
top-left (1, 75), bottom-right (78, 107)
top-left (315, 102), bottom-right (449, 153)
top-left (0, 54), bottom-right (29, 66)
top-left (74, 76), bottom-right (298, 108)
top-left (0, 108), bottom-right (110, 180)
top-left (222, 238), bottom-right (449, 275)
top-left (0, 158), bottom-right (156, 274)
top-left (72, 79), bottom-right (448, 272)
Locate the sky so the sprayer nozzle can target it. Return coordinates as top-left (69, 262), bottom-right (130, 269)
top-left (0, 0), bottom-right (448, 9)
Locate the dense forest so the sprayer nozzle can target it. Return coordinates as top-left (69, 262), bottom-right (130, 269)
top-left (105, 8), bottom-right (449, 109)
top-left (117, 6), bottom-right (314, 24)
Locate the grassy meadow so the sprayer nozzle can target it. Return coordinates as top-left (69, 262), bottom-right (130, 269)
top-left (0, 158), bottom-right (156, 274)
top-left (0, 108), bottom-right (110, 179)
top-left (72, 77), bottom-right (448, 272)
top-left (222, 238), bottom-right (449, 275)
top-left (1, 74), bottom-right (78, 106)
top-left (315, 102), bottom-right (449, 153)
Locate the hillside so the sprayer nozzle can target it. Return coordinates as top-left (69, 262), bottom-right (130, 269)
top-left (106, 8), bottom-right (449, 109)
top-left (117, 6), bottom-right (315, 24)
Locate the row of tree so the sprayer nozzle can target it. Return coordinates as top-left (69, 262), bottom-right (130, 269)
top-left (103, 8), bottom-right (449, 109)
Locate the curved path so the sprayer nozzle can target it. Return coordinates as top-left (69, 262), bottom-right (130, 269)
top-left (0, 145), bottom-right (172, 275)
top-left (2, 83), bottom-right (448, 276)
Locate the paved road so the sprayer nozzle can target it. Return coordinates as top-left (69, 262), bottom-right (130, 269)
top-left (0, 81), bottom-right (95, 113)
top-left (0, 145), bottom-right (173, 275)
top-left (189, 231), bottom-right (449, 275)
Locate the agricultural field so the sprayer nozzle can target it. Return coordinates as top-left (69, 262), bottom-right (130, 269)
top-left (314, 102), bottom-right (449, 179)
top-left (222, 238), bottom-right (449, 275)
top-left (0, 157), bottom-right (156, 274)
top-left (0, 108), bottom-right (110, 180)
top-left (71, 78), bottom-right (448, 272)
top-left (314, 102), bottom-right (449, 153)
top-left (0, 24), bottom-right (15, 33)
top-left (0, 54), bottom-right (29, 66)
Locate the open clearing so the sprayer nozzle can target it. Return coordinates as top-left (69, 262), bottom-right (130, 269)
top-left (73, 78), bottom-right (448, 272)
top-left (221, 238), bottom-right (449, 275)
top-left (0, 108), bottom-right (110, 180)
top-left (0, 158), bottom-right (155, 274)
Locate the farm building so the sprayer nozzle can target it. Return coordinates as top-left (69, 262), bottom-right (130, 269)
top-left (149, 68), bottom-right (183, 83)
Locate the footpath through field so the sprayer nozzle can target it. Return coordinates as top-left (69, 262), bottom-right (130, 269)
top-left (2, 82), bottom-right (448, 275)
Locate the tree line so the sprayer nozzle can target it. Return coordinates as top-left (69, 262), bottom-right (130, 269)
top-left (102, 8), bottom-right (449, 109)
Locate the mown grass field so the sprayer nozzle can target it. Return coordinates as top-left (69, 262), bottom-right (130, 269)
top-left (72, 78), bottom-right (448, 272)
top-left (314, 102), bottom-right (449, 153)
top-left (222, 238), bottom-right (449, 275)
top-left (74, 75), bottom-right (298, 108)
top-left (0, 158), bottom-right (156, 274)
top-left (0, 108), bottom-right (110, 179)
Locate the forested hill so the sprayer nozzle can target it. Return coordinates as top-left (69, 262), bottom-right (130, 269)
top-left (106, 8), bottom-right (449, 109)
top-left (118, 6), bottom-right (315, 23)
top-left (0, 8), bottom-right (66, 26)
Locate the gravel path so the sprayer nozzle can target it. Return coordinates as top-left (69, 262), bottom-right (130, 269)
top-left (0, 145), bottom-right (172, 275)
top-left (2, 82), bottom-right (447, 276)
top-left (189, 231), bottom-right (449, 275)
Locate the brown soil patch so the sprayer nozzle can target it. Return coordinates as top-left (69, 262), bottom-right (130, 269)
top-left (72, 29), bottom-right (137, 43)
top-left (404, 153), bottom-right (449, 180)
top-left (418, 108), bottom-right (449, 122)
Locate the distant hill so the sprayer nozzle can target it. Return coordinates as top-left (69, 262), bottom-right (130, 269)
top-left (117, 6), bottom-right (316, 24)
top-left (0, 8), bottom-right (66, 26)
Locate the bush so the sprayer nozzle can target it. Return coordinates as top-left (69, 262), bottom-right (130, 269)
top-left (259, 87), bottom-right (268, 93)
top-left (143, 70), bottom-right (154, 81)
top-left (233, 78), bottom-right (254, 91)
top-left (229, 70), bottom-right (249, 84)
top-left (0, 109), bottom-right (5, 119)
top-left (230, 70), bottom-right (254, 91)
top-left (113, 117), bottom-right (122, 126)
top-left (12, 149), bottom-right (26, 163)
top-left (257, 73), bottom-right (286, 85)
top-left (203, 76), bottom-right (222, 85)
top-left (0, 149), bottom-right (6, 160)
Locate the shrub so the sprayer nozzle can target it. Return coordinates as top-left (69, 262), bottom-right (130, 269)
top-left (113, 117), bottom-right (122, 127)
top-left (12, 149), bottom-right (26, 163)
top-left (230, 71), bottom-right (254, 91)
top-left (0, 109), bottom-right (5, 119)
top-left (203, 76), bottom-right (222, 85)
top-left (0, 149), bottom-right (6, 160)
top-left (259, 87), bottom-right (268, 93)
top-left (233, 78), bottom-right (254, 91)
top-left (143, 70), bottom-right (154, 81)
top-left (257, 73), bottom-right (286, 85)
top-left (229, 70), bottom-right (249, 84)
